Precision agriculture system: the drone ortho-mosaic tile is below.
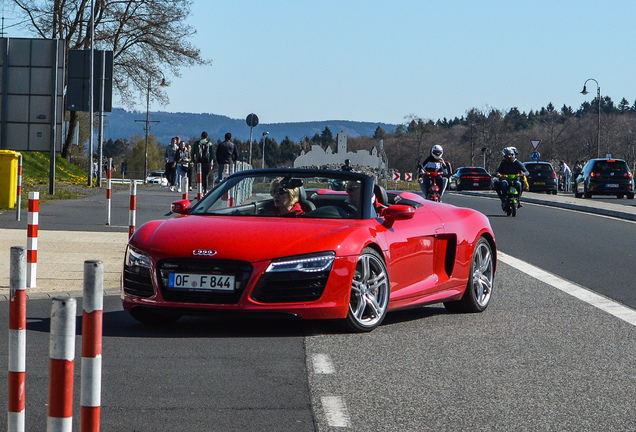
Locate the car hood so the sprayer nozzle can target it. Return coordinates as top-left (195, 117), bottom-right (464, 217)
top-left (134, 215), bottom-right (369, 262)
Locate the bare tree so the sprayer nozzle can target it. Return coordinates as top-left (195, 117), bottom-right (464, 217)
top-left (13, 0), bottom-right (210, 158)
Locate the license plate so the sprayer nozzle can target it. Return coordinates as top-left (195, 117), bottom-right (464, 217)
top-left (606, 184), bottom-right (619, 188)
top-left (473, 182), bottom-right (480, 186)
top-left (535, 182), bottom-right (545, 185)
top-left (168, 273), bottom-right (235, 291)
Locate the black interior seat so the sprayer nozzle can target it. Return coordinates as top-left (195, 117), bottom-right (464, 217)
top-left (298, 187), bottom-right (316, 212)
top-left (373, 184), bottom-right (389, 207)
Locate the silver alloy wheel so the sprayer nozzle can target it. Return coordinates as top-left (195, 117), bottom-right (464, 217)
top-left (471, 240), bottom-right (494, 308)
top-left (349, 251), bottom-right (389, 329)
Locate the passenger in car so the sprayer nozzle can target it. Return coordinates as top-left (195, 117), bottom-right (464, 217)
top-left (345, 181), bottom-right (388, 217)
top-left (269, 178), bottom-right (305, 217)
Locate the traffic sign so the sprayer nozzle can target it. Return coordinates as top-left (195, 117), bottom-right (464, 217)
top-left (531, 151), bottom-right (540, 161)
top-left (392, 172), bottom-right (400, 181)
top-left (246, 113), bottom-right (259, 128)
top-left (404, 173), bottom-right (412, 182)
top-left (531, 139), bottom-right (541, 150)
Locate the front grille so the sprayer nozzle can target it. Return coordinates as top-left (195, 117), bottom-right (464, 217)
top-left (251, 270), bottom-right (330, 303)
top-left (158, 259), bottom-right (253, 304)
top-left (123, 267), bottom-right (155, 298)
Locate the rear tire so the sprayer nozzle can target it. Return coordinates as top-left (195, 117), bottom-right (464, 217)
top-left (628, 193), bottom-right (635, 199)
top-left (444, 237), bottom-right (494, 313)
top-left (343, 248), bottom-right (390, 332)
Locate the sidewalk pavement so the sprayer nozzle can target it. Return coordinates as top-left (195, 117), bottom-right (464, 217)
top-left (0, 229), bottom-right (128, 301)
top-left (1, 189), bottom-right (635, 301)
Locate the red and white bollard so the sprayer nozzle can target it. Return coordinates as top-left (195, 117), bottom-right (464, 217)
top-left (15, 154), bottom-right (22, 221)
top-left (80, 260), bottom-right (103, 432)
top-left (129, 181), bottom-right (137, 239)
top-left (181, 177), bottom-right (189, 201)
top-left (27, 191), bottom-right (39, 288)
top-left (197, 163), bottom-right (203, 200)
top-left (106, 158), bottom-right (112, 225)
top-left (8, 246), bottom-right (27, 432)
top-left (47, 297), bottom-right (76, 432)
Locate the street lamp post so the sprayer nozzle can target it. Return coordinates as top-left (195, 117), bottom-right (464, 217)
top-left (581, 78), bottom-right (601, 158)
top-left (262, 131), bottom-right (269, 169)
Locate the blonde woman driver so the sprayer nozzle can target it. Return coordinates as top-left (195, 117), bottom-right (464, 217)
top-left (269, 177), bottom-right (305, 217)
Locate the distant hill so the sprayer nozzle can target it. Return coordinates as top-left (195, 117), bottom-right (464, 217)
top-left (103, 108), bottom-right (399, 145)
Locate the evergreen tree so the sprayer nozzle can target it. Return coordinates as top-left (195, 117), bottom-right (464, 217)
top-left (373, 126), bottom-right (388, 140)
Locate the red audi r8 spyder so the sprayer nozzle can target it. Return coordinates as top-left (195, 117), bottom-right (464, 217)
top-left (122, 168), bottom-right (496, 332)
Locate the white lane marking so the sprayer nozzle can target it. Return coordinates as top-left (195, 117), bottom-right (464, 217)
top-left (499, 252), bottom-right (636, 327)
top-left (321, 396), bottom-right (351, 428)
top-left (313, 353), bottom-right (335, 374)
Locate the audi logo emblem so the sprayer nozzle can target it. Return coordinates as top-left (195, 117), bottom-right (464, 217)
top-left (192, 249), bottom-right (217, 256)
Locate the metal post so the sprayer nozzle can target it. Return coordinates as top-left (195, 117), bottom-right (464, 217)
top-left (80, 260), bottom-right (103, 432)
top-left (8, 246), bottom-right (27, 432)
top-left (144, 77), bottom-right (150, 183)
top-left (47, 298), bottom-right (77, 432)
top-left (15, 154), bottom-right (22, 221)
top-left (88, 0), bottom-right (95, 187)
top-left (98, 51), bottom-right (105, 187)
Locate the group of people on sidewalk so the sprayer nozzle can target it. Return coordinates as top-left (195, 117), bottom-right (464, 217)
top-left (163, 132), bottom-right (239, 194)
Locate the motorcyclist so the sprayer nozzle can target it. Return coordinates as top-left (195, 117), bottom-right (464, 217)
top-left (494, 147), bottom-right (529, 209)
top-left (418, 145), bottom-right (452, 201)
top-left (341, 159), bottom-right (355, 172)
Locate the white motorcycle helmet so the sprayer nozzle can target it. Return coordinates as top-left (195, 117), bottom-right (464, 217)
top-left (431, 145), bottom-right (443, 160)
top-left (502, 147), bottom-right (515, 159)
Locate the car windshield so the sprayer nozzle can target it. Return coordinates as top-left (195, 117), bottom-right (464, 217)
top-left (593, 161), bottom-right (628, 172)
top-left (526, 164), bottom-right (553, 173)
top-left (188, 169), bottom-right (374, 219)
top-left (459, 168), bottom-right (488, 175)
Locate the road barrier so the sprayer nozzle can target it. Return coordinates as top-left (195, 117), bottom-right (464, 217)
top-left (129, 181), bottom-right (137, 239)
top-left (47, 297), bottom-right (76, 432)
top-left (181, 177), bottom-right (189, 201)
top-left (15, 155), bottom-right (23, 222)
top-left (80, 260), bottom-right (104, 432)
top-left (27, 192), bottom-right (39, 288)
top-left (197, 164), bottom-right (203, 200)
top-left (8, 246), bottom-right (27, 432)
top-left (106, 159), bottom-right (112, 225)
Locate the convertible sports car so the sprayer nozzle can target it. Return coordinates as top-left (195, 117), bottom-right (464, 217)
top-left (122, 168), bottom-right (496, 332)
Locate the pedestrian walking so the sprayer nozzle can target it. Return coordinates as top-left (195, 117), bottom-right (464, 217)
top-left (192, 132), bottom-right (213, 193)
top-left (165, 137), bottom-right (179, 190)
top-left (216, 132), bottom-right (239, 183)
top-left (176, 140), bottom-right (191, 192)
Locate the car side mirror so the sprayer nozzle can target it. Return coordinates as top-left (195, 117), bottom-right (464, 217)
top-left (382, 205), bottom-right (415, 228)
top-left (171, 199), bottom-right (191, 215)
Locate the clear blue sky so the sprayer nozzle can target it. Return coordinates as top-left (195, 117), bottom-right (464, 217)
top-left (4, 1), bottom-right (636, 125)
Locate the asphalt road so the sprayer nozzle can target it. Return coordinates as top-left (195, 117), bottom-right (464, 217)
top-left (0, 188), bottom-right (634, 431)
top-left (444, 193), bottom-right (636, 308)
top-left (0, 185), bottom-right (180, 232)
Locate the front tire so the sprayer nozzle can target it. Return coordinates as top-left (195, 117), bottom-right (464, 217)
top-left (444, 237), bottom-right (494, 313)
top-left (344, 248), bottom-right (390, 332)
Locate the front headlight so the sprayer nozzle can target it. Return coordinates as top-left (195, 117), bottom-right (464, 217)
top-left (125, 246), bottom-right (151, 269)
top-left (265, 252), bottom-right (335, 273)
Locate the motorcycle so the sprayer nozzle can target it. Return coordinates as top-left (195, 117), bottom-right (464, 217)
top-left (499, 174), bottom-right (520, 217)
top-left (422, 170), bottom-right (442, 202)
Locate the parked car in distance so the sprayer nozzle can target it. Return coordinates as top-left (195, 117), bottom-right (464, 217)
top-left (146, 170), bottom-right (168, 186)
top-left (524, 162), bottom-right (558, 194)
top-left (450, 167), bottom-right (492, 191)
top-left (574, 158), bottom-right (635, 199)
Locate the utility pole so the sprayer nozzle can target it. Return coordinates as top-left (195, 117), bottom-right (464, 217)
top-left (135, 77), bottom-right (160, 182)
